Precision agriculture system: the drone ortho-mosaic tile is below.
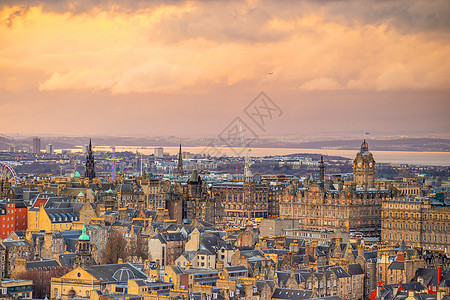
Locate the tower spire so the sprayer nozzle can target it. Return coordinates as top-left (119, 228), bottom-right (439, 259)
top-left (319, 155), bottom-right (325, 182)
top-left (85, 139), bottom-right (96, 180)
top-left (177, 142), bottom-right (183, 175)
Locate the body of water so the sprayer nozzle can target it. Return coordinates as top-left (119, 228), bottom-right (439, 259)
top-left (68, 146), bottom-right (449, 166)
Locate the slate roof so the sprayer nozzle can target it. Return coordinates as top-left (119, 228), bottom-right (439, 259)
top-left (153, 232), bottom-right (186, 243)
top-left (348, 263), bottom-right (364, 275)
top-left (26, 259), bottom-right (60, 270)
top-left (9, 230), bottom-right (26, 239)
top-left (225, 265), bottom-right (247, 273)
top-left (272, 288), bottom-right (312, 299)
top-left (2, 240), bottom-right (29, 247)
top-left (86, 263), bottom-right (147, 283)
top-left (327, 266), bottom-right (350, 278)
top-left (388, 261), bottom-right (405, 270)
top-left (199, 233), bottom-right (233, 254)
top-left (59, 253), bottom-right (76, 266)
top-left (414, 268), bottom-right (445, 286)
top-left (180, 250), bottom-right (197, 263)
top-left (256, 279), bottom-right (275, 291)
top-left (116, 184), bottom-right (134, 193)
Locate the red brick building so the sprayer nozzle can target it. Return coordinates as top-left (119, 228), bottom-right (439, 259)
top-left (0, 200), bottom-right (27, 238)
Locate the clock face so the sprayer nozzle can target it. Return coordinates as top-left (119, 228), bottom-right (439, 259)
top-left (369, 162), bottom-right (373, 168)
top-left (358, 162), bottom-right (362, 168)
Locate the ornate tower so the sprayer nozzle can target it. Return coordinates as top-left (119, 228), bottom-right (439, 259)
top-left (177, 143), bottom-right (183, 175)
top-left (85, 139), bottom-right (96, 180)
top-left (74, 225), bottom-right (94, 269)
top-left (353, 139), bottom-right (376, 188)
top-left (319, 155), bottom-right (325, 182)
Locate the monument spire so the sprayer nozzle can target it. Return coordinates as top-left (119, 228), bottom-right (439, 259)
top-left (319, 155), bottom-right (325, 182)
top-left (85, 139), bottom-right (96, 180)
top-left (177, 142), bottom-right (183, 175)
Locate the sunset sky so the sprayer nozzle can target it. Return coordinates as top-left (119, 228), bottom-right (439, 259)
top-left (1, 0), bottom-right (449, 140)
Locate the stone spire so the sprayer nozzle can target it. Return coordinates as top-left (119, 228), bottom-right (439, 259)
top-left (319, 155), bottom-right (325, 182)
top-left (85, 139), bottom-right (96, 180)
top-left (177, 143), bottom-right (183, 175)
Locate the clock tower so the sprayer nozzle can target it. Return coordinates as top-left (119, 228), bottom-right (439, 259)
top-left (353, 139), bottom-right (376, 188)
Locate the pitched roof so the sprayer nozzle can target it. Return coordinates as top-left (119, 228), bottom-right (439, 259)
top-left (348, 263), bottom-right (364, 275)
top-left (26, 259), bottom-right (60, 270)
top-left (388, 261), bottom-right (405, 270)
top-left (272, 288), bottom-right (312, 299)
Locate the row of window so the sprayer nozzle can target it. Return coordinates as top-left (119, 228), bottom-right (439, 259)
top-left (2, 222), bottom-right (25, 228)
top-left (384, 233), bottom-right (448, 243)
top-left (384, 222), bottom-right (448, 232)
top-left (386, 211), bottom-right (449, 220)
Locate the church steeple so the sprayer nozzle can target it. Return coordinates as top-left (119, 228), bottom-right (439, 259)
top-left (85, 139), bottom-right (96, 180)
top-left (319, 155), bottom-right (325, 182)
top-left (177, 143), bottom-right (183, 175)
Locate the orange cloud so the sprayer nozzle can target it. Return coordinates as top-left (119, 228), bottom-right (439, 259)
top-left (0, 1), bottom-right (449, 95)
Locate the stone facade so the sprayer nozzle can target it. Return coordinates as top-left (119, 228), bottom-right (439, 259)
top-left (212, 181), bottom-right (269, 219)
top-left (353, 139), bottom-right (376, 188)
top-left (381, 197), bottom-right (450, 253)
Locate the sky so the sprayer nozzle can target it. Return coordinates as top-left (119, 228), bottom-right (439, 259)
top-left (0, 0), bottom-right (449, 140)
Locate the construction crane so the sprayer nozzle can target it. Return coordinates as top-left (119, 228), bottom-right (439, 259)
top-left (105, 146), bottom-right (122, 181)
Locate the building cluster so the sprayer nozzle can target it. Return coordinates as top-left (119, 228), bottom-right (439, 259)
top-left (0, 139), bottom-right (448, 300)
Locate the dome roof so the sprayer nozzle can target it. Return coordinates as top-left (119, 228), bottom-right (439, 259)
top-left (112, 267), bottom-right (136, 281)
top-left (74, 171), bottom-right (81, 177)
top-left (78, 225), bottom-right (90, 241)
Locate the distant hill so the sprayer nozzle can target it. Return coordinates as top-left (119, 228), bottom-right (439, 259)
top-left (276, 138), bottom-right (450, 152)
top-left (0, 135), bottom-right (448, 152)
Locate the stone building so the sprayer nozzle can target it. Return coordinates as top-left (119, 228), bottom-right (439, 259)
top-left (148, 231), bottom-right (187, 268)
top-left (381, 197), bottom-right (450, 253)
top-left (73, 225), bottom-right (95, 269)
top-left (212, 181), bottom-right (269, 219)
top-left (279, 139), bottom-right (388, 236)
top-left (179, 170), bottom-right (221, 224)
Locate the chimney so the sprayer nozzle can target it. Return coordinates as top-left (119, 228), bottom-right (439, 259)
top-left (357, 244), bottom-right (364, 258)
top-left (289, 242), bottom-right (299, 254)
top-left (216, 260), bottom-right (224, 270)
top-left (393, 285), bottom-right (398, 296)
top-left (306, 240), bottom-right (318, 259)
top-left (396, 252), bottom-right (405, 261)
top-left (303, 254), bottom-right (310, 268)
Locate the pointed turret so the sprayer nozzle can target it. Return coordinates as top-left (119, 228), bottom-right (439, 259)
top-left (319, 155), bottom-right (325, 182)
top-left (177, 143), bottom-right (183, 175)
top-left (398, 240), bottom-right (406, 253)
top-left (85, 139), bottom-right (96, 180)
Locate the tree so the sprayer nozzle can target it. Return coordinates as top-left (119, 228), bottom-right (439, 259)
top-left (129, 234), bottom-right (148, 262)
top-left (15, 266), bottom-right (73, 299)
top-left (101, 230), bottom-right (128, 264)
